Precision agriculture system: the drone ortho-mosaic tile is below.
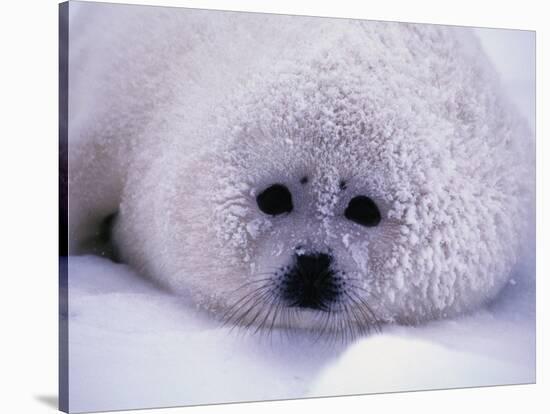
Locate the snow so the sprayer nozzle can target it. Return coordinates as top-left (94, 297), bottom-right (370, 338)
top-left (68, 249), bottom-right (534, 413)
top-left (65, 8), bottom-right (535, 414)
top-left (68, 256), bottom-right (346, 412)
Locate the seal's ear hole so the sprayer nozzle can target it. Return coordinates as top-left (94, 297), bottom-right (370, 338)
top-left (256, 184), bottom-right (293, 216)
top-left (345, 196), bottom-right (381, 227)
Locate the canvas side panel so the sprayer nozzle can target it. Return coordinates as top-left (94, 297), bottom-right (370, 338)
top-left (59, 2), bottom-right (69, 413)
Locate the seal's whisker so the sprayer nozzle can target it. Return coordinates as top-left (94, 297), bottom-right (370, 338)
top-left (312, 308), bottom-right (334, 345)
top-left (222, 285), bottom-right (272, 327)
top-left (345, 291), bottom-right (374, 335)
top-left (353, 292), bottom-right (382, 332)
top-left (344, 297), bottom-right (364, 337)
top-left (227, 278), bottom-right (274, 295)
top-left (348, 290), bottom-right (382, 333)
top-left (254, 293), bottom-right (280, 334)
top-left (232, 289), bottom-right (274, 329)
top-left (223, 284), bottom-right (270, 316)
top-left (269, 300), bottom-right (284, 333)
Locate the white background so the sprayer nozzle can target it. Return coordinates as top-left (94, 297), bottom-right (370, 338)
top-left (0, 0), bottom-right (546, 413)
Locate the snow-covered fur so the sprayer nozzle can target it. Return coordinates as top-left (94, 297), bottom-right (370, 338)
top-left (69, 4), bottom-right (534, 329)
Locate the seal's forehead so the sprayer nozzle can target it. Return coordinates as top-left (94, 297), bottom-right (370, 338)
top-left (216, 24), bottom-right (489, 163)
top-left (223, 61), bottom-right (454, 165)
top-left (210, 22), bottom-right (490, 201)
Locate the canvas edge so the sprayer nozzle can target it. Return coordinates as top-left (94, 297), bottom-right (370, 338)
top-left (59, 1), bottom-right (70, 413)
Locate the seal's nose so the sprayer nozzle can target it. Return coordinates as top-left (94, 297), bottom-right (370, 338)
top-left (281, 252), bottom-right (339, 311)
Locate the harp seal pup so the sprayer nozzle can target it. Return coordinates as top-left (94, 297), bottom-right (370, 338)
top-left (68, 4), bottom-right (534, 335)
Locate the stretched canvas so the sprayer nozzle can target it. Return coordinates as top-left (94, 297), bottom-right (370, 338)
top-left (59, 1), bottom-right (536, 412)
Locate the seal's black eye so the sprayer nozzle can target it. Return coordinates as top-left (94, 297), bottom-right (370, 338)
top-left (256, 184), bottom-right (293, 216)
top-left (345, 196), bottom-right (381, 227)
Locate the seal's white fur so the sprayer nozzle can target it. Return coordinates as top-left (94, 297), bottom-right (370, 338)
top-left (69, 3), bottom-right (534, 328)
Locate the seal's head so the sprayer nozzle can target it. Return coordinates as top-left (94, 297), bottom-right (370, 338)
top-left (117, 23), bottom-right (533, 337)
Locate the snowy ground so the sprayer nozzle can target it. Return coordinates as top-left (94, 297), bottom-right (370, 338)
top-left (66, 28), bottom-right (535, 414)
top-left (68, 250), bottom-right (535, 412)
top-left (67, 251), bottom-right (535, 413)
